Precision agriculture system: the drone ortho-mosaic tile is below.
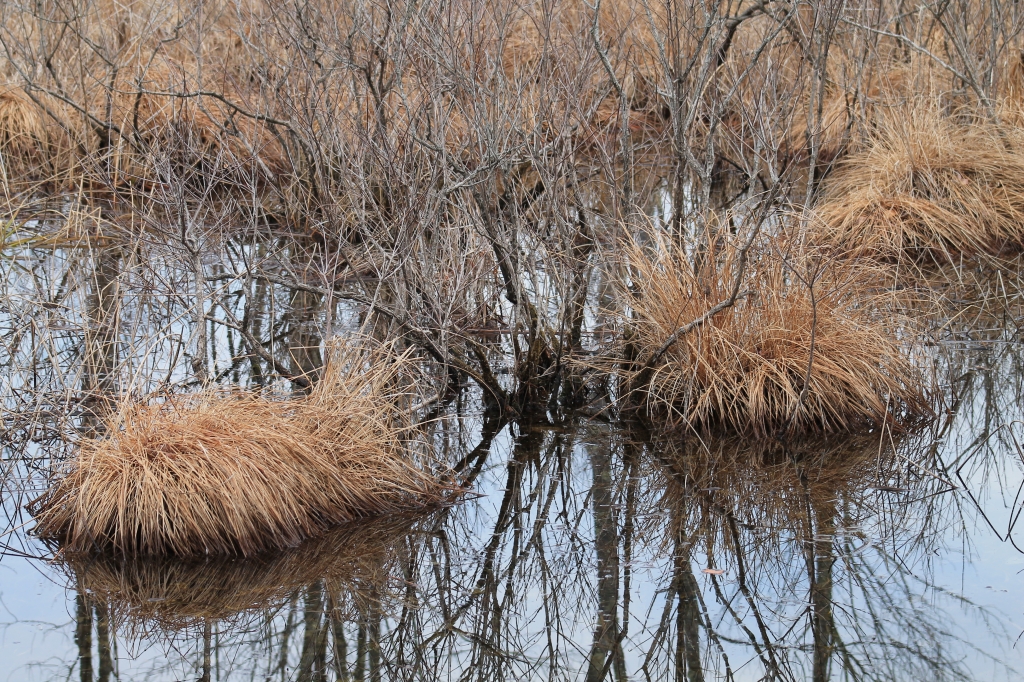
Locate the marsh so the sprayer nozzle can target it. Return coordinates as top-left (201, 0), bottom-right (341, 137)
top-left (3, 0), bottom-right (1024, 679)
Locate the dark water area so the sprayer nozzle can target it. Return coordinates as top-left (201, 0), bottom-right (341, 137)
top-left (2, 242), bottom-right (1024, 681)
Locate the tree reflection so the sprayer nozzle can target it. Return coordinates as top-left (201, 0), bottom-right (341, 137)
top-left (586, 432), bottom-right (627, 682)
top-left (41, 414), bottom-right (1016, 681)
top-left (74, 588), bottom-right (92, 682)
top-left (1, 176), bottom-right (1022, 682)
top-left (670, 528), bottom-right (705, 682)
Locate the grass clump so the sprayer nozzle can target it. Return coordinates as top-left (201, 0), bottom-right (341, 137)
top-left (0, 85), bottom-right (73, 182)
top-left (814, 107), bottom-right (1024, 260)
top-left (31, 341), bottom-right (452, 556)
top-left (624, 231), bottom-right (930, 436)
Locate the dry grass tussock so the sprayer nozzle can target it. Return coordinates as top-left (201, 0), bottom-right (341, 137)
top-left (624, 230), bottom-right (931, 435)
top-left (814, 106), bottom-right (1024, 259)
top-left (31, 340), bottom-right (454, 556)
top-left (0, 86), bottom-right (75, 182)
top-left (61, 514), bottom-right (424, 631)
top-left (101, 62), bottom-right (288, 183)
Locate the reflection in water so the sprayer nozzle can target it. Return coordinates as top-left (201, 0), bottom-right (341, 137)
top-left (2, 244), bottom-right (1024, 680)
top-left (658, 433), bottom-right (944, 680)
top-left (82, 244), bottom-right (120, 419)
top-left (31, 420), bottom-right (1017, 681)
top-left (586, 434), bottom-right (627, 682)
top-left (60, 516), bottom-right (420, 631)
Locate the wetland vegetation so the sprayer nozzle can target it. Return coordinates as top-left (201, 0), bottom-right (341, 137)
top-left (2, 0), bottom-right (1024, 679)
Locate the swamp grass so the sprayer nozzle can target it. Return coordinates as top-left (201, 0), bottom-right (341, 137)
top-left (815, 107), bottom-right (1024, 261)
top-left (3, 0), bottom-right (1024, 559)
top-left (0, 2), bottom-right (1022, 677)
top-left (621, 231), bottom-right (932, 435)
top-left (31, 340), bottom-right (455, 556)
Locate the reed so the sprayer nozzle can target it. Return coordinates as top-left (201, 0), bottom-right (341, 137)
top-left (623, 231), bottom-right (931, 435)
top-left (31, 341), bottom-right (453, 556)
top-left (814, 106), bottom-right (1024, 259)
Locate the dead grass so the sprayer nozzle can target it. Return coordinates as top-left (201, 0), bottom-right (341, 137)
top-left (0, 86), bottom-right (46, 160)
top-left (623, 230), bottom-right (931, 435)
top-left (60, 513), bottom-right (424, 631)
top-left (102, 61), bottom-right (288, 185)
top-left (0, 0), bottom-right (675, 197)
top-left (814, 106), bottom-right (1024, 259)
top-left (31, 340), bottom-right (454, 556)
top-left (0, 85), bottom-right (75, 183)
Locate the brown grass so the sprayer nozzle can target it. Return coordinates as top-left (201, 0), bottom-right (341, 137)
top-left (623, 230), bottom-right (931, 435)
top-left (814, 106), bottom-right (1024, 259)
top-left (0, 85), bottom-right (75, 182)
top-left (101, 61), bottom-right (288, 185)
top-left (60, 513), bottom-right (423, 631)
top-left (0, 0), bottom-right (675, 197)
top-left (31, 340), bottom-right (454, 556)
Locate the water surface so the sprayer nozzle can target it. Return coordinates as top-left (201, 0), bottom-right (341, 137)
top-left (2, 242), bottom-right (1024, 681)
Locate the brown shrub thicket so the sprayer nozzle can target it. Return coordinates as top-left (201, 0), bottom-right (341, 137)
top-left (1, 0), bottom-right (1018, 440)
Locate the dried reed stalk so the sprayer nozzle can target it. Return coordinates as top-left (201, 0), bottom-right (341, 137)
top-left (624, 231), bottom-right (930, 435)
top-left (31, 341), bottom-right (453, 556)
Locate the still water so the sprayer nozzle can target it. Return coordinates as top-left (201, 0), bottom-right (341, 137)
top-left (2, 243), bottom-right (1024, 681)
